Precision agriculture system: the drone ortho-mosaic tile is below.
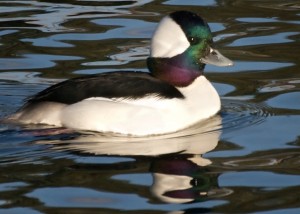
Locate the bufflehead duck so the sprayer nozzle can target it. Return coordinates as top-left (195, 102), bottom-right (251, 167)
top-left (8, 11), bottom-right (233, 136)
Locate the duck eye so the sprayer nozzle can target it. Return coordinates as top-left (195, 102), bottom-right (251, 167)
top-left (188, 37), bottom-right (200, 45)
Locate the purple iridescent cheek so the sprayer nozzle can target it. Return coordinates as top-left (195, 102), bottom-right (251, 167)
top-left (156, 61), bottom-right (201, 87)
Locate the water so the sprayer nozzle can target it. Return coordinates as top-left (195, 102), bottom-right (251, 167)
top-left (0, 0), bottom-right (300, 213)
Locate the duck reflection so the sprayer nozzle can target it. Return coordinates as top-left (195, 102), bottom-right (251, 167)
top-left (43, 115), bottom-right (221, 156)
top-left (36, 115), bottom-right (225, 204)
top-left (150, 155), bottom-right (223, 204)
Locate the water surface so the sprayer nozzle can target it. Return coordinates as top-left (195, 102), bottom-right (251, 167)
top-left (0, 0), bottom-right (300, 213)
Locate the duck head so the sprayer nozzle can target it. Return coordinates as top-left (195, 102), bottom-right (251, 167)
top-left (147, 11), bottom-right (233, 87)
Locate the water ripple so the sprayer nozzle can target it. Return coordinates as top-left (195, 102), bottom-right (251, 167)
top-left (221, 98), bottom-right (272, 132)
top-left (0, 54), bottom-right (83, 70)
top-left (229, 32), bottom-right (298, 47)
top-left (0, 0), bottom-right (151, 32)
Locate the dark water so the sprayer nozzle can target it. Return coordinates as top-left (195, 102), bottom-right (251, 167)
top-left (0, 0), bottom-right (300, 213)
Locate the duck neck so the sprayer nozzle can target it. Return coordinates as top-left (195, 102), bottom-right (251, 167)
top-left (147, 54), bottom-right (205, 87)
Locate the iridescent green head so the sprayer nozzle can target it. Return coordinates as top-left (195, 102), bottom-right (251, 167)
top-left (148, 11), bottom-right (233, 86)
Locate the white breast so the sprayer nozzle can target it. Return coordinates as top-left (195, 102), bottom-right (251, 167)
top-left (60, 76), bottom-right (220, 136)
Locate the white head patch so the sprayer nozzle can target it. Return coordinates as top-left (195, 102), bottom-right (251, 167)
top-left (150, 16), bottom-right (190, 58)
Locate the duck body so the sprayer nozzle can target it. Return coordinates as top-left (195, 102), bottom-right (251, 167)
top-left (12, 72), bottom-right (220, 135)
top-left (8, 11), bottom-right (233, 136)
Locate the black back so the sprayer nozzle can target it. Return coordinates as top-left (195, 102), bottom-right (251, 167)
top-left (26, 71), bottom-right (184, 105)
